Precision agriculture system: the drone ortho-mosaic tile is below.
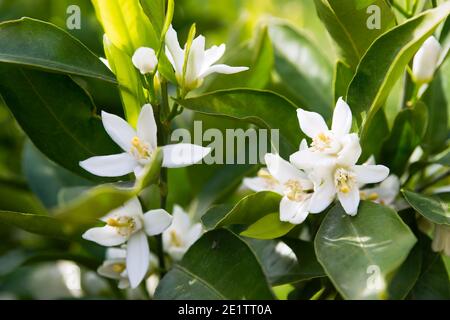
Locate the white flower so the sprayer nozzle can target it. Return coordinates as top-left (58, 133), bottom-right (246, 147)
top-left (162, 205), bottom-right (203, 261)
top-left (309, 140), bottom-right (389, 215)
top-left (432, 224), bottom-right (450, 257)
top-left (132, 47), bottom-right (158, 75)
top-left (97, 247), bottom-right (158, 289)
top-left (165, 25), bottom-right (249, 91)
top-left (83, 198), bottom-right (172, 288)
top-left (412, 36), bottom-right (442, 84)
top-left (290, 98), bottom-right (355, 169)
top-left (79, 104), bottom-right (211, 178)
top-left (263, 153), bottom-right (315, 224)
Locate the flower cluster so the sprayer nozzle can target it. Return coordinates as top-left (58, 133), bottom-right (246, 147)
top-left (245, 98), bottom-right (390, 223)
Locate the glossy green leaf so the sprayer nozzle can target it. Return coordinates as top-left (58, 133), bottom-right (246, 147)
top-left (333, 60), bottom-right (354, 103)
top-left (55, 149), bottom-right (162, 226)
top-left (140, 0), bottom-right (165, 36)
top-left (268, 22), bottom-right (333, 119)
top-left (0, 18), bottom-right (115, 83)
top-left (402, 190), bottom-right (449, 225)
top-left (92, 0), bottom-right (158, 56)
top-left (347, 3), bottom-right (450, 129)
top-left (202, 191), bottom-right (282, 231)
top-left (0, 65), bottom-right (120, 180)
top-left (313, 0), bottom-right (396, 68)
top-left (177, 89), bottom-right (302, 157)
top-left (240, 213), bottom-right (295, 240)
top-left (360, 108), bottom-right (390, 162)
top-left (0, 211), bottom-right (70, 239)
top-left (154, 229), bottom-right (274, 299)
top-left (315, 201), bottom-right (417, 300)
top-left (103, 35), bottom-right (146, 127)
top-left (380, 102), bottom-right (428, 176)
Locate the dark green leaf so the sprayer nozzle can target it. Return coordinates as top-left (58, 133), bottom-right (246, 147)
top-left (240, 213), bottom-right (295, 240)
top-left (402, 190), bottom-right (449, 225)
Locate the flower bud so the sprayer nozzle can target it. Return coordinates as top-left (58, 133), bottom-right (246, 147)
top-left (132, 47), bottom-right (158, 75)
top-left (412, 36), bottom-right (442, 84)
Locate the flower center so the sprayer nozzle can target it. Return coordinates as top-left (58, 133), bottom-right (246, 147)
top-left (107, 216), bottom-right (137, 237)
top-left (112, 263), bottom-right (126, 274)
top-left (284, 180), bottom-right (305, 202)
top-left (334, 168), bottom-right (356, 194)
top-left (170, 230), bottom-right (183, 248)
top-left (360, 191), bottom-right (379, 201)
top-left (257, 169), bottom-right (279, 189)
top-left (131, 136), bottom-right (151, 160)
top-left (312, 132), bottom-right (332, 151)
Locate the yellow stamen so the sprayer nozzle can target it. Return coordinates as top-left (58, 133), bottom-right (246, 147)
top-left (284, 180), bottom-right (304, 202)
top-left (170, 230), bottom-right (183, 247)
top-left (112, 263), bottom-right (126, 274)
top-left (131, 136), bottom-right (150, 159)
top-left (368, 193), bottom-right (379, 201)
top-left (335, 168), bottom-right (355, 194)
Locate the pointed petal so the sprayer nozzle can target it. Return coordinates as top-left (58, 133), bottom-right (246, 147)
top-left (265, 153), bottom-right (308, 184)
top-left (137, 104), bottom-right (157, 150)
top-left (82, 226), bottom-right (127, 246)
top-left (338, 188), bottom-right (360, 216)
top-left (79, 153), bottom-right (137, 177)
top-left (299, 139), bottom-right (308, 151)
top-left (200, 64), bottom-right (249, 78)
top-left (289, 149), bottom-right (335, 171)
top-left (378, 175), bottom-right (400, 204)
top-left (172, 205), bottom-right (191, 231)
top-left (332, 97), bottom-right (353, 136)
top-left (336, 134), bottom-right (361, 167)
top-left (165, 25), bottom-right (184, 76)
top-left (296, 109), bottom-right (328, 139)
top-left (203, 44), bottom-right (226, 69)
top-left (126, 232), bottom-right (150, 288)
top-left (143, 209), bottom-right (173, 236)
top-left (162, 144), bottom-right (211, 168)
top-left (101, 111), bottom-right (136, 152)
top-left (185, 35), bottom-right (206, 86)
top-left (309, 176), bottom-right (336, 213)
top-left (186, 223), bottom-right (203, 246)
top-left (354, 165), bottom-right (389, 184)
top-left (243, 177), bottom-right (277, 193)
top-left (280, 196), bottom-right (309, 225)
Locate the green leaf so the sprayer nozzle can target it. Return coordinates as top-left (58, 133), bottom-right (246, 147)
top-left (0, 18), bottom-right (116, 83)
top-left (347, 3), bottom-right (450, 130)
top-left (206, 26), bottom-right (273, 91)
top-left (268, 22), bottom-right (333, 119)
top-left (0, 211), bottom-right (70, 239)
top-left (54, 149), bottom-right (162, 227)
top-left (402, 190), bottom-right (449, 225)
top-left (177, 89), bottom-right (302, 157)
top-left (360, 108), bottom-right (390, 162)
top-left (313, 0), bottom-right (396, 68)
top-left (103, 35), bottom-right (146, 127)
top-left (240, 213), bottom-right (295, 240)
top-left (0, 65), bottom-right (120, 180)
top-left (202, 191), bottom-right (281, 231)
top-left (333, 60), bottom-right (354, 103)
top-left (92, 0), bottom-right (158, 56)
top-left (380, 102), bottom-right (428, 176)
top-left (315, 201), bottom-right (417, 300)
top-left (410, 234), bottom-right (450, 299)
top-left (140, 0), bottom-right (165, 36)
top-left (154, 229), bottom-right (274, 299)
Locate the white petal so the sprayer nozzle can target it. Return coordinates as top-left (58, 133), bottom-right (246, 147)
top-left (265, 153), bottom-right (309, 185)
top-left (296, 109), bottom-right (328, 139)
top-left (97, 261), bottom-right (122, 280)
top-left (143, 209), bottom-right (173, 236)
top-left (172, 205), bottom-right (191, 231)
top-left (412, 36), bottom-right (442, 84)
top-left (167, 247), bottom-right (186, 261)
top-left (126, 232), bottom-right (150, 288)
top-left (132, 47), bottom-right (158, 74)
top-left (331, 97), bottom-right (353, 136)
top-left (82, 226), bottom-right (127, 247)
top-left (289, 149), bottom-right (335, 171)
top-left (354, 165), bottom-right (389, 185)
top-left (137, 104), bottom-right (157, 150)
top-left (162, 144), bottom-right (211, 168)
top-left (309, 176), bottom-right (336, 213)
top-left (280, 196), bottom-right (309, 225)
top-left (378, 175), bottom-right (400, 204)
top-left (79, 153), bottom-right (137, 177)
top-left (106, 248), bottom-right (127, 260)
top-left (364, 155), bottom-right (376, 166)
top-left (203, 44), bottom-right (226, 70)
top-left (200, 64), bottom-right (249, 78)
top-left (338, 187), bottom-right (360, 216)
top-left (299, 139), bottom-right (308, 151)
top-left (336, 134), bottom-right (361, 167)
top-left (165, 25), bottom-right (184, 76)
top-left (243, 177), bottom-right (277, 193)
top-left (186, 223), bottom-right (203, 247)
top-left (185, 35), bottom-right (206, 87)
top-left (118, 278), bottom-right (130, 289)
top-left (101, 111), bottom-right (136, 152)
